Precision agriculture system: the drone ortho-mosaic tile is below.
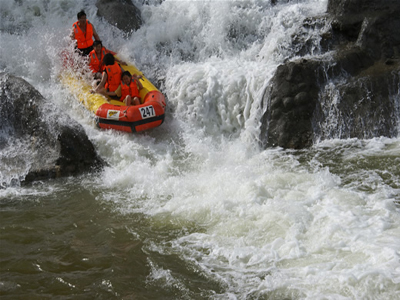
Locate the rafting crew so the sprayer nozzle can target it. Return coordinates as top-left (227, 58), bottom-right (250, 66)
top-left (91, 53), bottom-right (123, 99)
top-left (90, 54), bottom-right (143, 106)
top-left (72, 10), bottom-right (142, 107)
top-left (89, 40), bottom-right (127, 80)
top-left (71, 10), bottom-right (100, 56)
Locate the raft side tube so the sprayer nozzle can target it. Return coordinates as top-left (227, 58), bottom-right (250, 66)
top-left (96, 113), bottom-right (165, 132)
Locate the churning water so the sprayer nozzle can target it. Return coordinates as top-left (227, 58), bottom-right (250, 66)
top-left (1, 0), bottom-right (399, 299)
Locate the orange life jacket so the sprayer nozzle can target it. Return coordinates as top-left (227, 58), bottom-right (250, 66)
top-left (73, 20), bottom-right (94, 49)
top-left (89, 47), bottom-right (108, 73)
top-left (120, 80), bottom-right (140, 101)
top-left (105, 63), bottom-right (122, 92)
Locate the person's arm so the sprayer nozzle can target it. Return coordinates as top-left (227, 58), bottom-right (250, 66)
top-left (115, 57), bottom-right (127, 66)
top-left (110, 53), bottom-right (126, 66)
top-left (88, 55), bottom-right (94, 71)
top-left (105, 90), bottom-right (117, 97)
top-left (106, 48), bottom-right (117, 56)
top-left (133, 75), bottom-right (143, 90)
top-left (91, 71), bottom-right (107, 93)
top-left (97, 71), bottom-right (107, 90)
top-left (70, 27), bottom-right (75, 40)
top-left (114, 85), bottom-right (122, 98)
top-left (103, 48), bottom-right (127, 65)
top-left (92, 25), bottom-right (100, 41)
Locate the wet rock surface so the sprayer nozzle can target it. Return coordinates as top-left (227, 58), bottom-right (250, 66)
top-left (260, 0), bottom-right (400, 149)
top-left (96, 0), bottom-right (142, 34)
top-left (0, 73), bottom-right (104, 185)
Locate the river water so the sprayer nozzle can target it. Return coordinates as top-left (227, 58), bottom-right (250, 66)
top-left (1, 0), bottom-right (399, 299)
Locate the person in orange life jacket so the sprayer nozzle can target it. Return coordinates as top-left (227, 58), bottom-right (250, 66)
top-left (89, 41), bottom-right (127, 80)
top-left (119, 71), bottom-right (143, 106)
top-left (89, 41), bottom-right (114, 79)
top-left (91, 53), bottom-right (124, 100)
top-left (70, 10), bottom-right (100, 56)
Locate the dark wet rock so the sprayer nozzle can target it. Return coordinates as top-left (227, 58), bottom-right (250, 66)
top-left (0, 73), bottom-right (104, 185)
top-left (96, 0), bottom-right (142, 34)
top-left (260, 0), bottom-right (400, 149)
top-left (261, 60), bottom-right (322, 149)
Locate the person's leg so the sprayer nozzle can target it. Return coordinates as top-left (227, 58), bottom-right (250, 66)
top-left (123, 95), bottom-right (132, 106)
top-left (132, 97), bottom-right (140, 106)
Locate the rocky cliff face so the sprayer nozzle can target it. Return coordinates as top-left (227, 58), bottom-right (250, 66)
top-left (0, 73), bottom-right (104, 185)
top-left (260, 0), bottom-right (400, 149)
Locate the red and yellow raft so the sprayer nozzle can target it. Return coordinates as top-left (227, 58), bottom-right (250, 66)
top-left (62, 60), bottom-right (166, 133)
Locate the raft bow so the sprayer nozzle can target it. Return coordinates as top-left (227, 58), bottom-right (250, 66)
top-left (62, 58), bottom-right (166, 133)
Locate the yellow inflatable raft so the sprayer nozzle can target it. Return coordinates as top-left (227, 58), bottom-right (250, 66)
top-left (61, 55), bottom-right (166, 133)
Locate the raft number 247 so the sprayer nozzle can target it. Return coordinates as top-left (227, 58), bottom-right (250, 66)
top-left (139, 105), bottom-right (155, 119)
top-left (106, 105), bottom-right (155, 120)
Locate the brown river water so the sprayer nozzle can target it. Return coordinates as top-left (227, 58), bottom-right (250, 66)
top-left (0, 178), bottom-right (221, 299)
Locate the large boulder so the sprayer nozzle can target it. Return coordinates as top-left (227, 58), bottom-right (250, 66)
top-left (260, 0), bottom-right (400, 149)
top-left (260, 60), bottom-right (321, 149)
top-left (0, 73), bottom-right (104, 186)
top-left (96, 0), bottom-right (142, 34)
